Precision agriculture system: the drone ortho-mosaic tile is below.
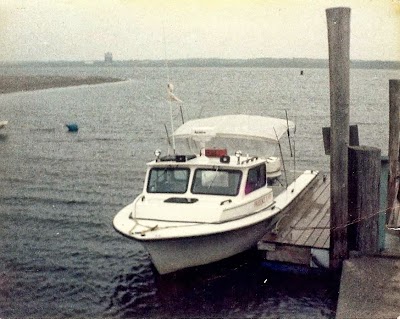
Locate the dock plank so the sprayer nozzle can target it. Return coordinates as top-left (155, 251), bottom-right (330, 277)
top-left (304, 204), bottom-right (330, 247)
top-left (296, 198), bottom-right (330, 246)
top-left (314, 218), bottom-right (330, 249)
top-left (265, 174), bottom-right (330, 244)
top-left (258, 173), bottom-right (331, 267)
top-left (269, 176), bottom-right (329, 244)
top-left (291, 189), bottom-right (330, 245)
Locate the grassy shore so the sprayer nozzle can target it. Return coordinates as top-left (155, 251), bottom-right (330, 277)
top-left (0, 75), bottom-right (124, 94)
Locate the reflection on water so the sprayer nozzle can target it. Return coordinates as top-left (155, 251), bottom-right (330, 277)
top-left (107, 250), bottom-right (339, 318)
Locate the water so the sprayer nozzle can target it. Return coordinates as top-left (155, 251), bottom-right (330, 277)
top-left (0, 65), bottom-right (399, 318)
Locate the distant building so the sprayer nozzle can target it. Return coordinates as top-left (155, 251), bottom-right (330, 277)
top-left (104, 52), bottom-right (113, 63)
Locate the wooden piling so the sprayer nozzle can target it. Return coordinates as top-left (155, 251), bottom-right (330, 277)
top-left (322, 124), bottom-right (359, 155)
top-left (387, 80), bottom-right (400, 228)
top-left (348, 146), bottom-right (381, 253)
top-left (326, 7), bottom-right (351, 269)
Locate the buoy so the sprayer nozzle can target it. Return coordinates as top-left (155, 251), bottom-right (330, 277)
top-left (66, 123), bottom-right (78, 132)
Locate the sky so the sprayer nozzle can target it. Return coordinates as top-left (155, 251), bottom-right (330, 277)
top-left (1, 0), bottom-right (400, 62)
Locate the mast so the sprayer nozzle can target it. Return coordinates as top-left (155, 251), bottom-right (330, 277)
top-left (163, 25), bottom-right (176, 154)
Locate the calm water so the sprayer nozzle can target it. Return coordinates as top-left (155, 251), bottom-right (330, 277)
top-left (0, 65), bottom-right (399, 318)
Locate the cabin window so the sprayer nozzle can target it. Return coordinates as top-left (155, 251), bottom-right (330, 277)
top-left (192, 169), bottom-right (242, 196)
top-left (245, 164), bottom-right (267, 194)
top-left (147, 167), bottom-right (190, 194)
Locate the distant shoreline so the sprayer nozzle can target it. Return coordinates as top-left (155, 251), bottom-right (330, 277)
top-left (1, 58), bottom-right (400, 69)
top-left (0, 75), bottom-right (124, 94)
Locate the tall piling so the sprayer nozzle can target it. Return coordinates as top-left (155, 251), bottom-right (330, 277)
top-left (326, 7), bottom-right (351, 269)
top-left (348, 146), bottom-right (381, 253)
top-left (387, 79), bottom-right (400, 228)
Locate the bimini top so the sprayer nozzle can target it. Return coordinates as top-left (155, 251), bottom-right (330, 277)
top-left (173, 114), bottom-right (295, 143)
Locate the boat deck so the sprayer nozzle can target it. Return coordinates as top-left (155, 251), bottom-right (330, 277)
top-left (258, 173), bottom-right (331, 268)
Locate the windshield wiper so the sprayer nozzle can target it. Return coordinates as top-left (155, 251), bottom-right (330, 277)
top-left (207, 167), bottom-right (219, 189)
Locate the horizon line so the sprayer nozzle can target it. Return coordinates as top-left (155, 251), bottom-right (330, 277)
top-left (1, 57), bottom-right (400, 64)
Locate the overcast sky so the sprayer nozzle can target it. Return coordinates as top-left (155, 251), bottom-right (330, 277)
top-left (1, 0), bottom-right (399, 62)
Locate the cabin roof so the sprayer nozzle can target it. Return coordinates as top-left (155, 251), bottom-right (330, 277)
top-left (147, 155), bottom-right (265, 169)
top-left (173, 114), bottom-right (295, 143)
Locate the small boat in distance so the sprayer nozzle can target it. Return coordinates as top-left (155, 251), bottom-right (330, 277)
top-left (0, 120), bottom-right (8, 130)
top-left (66, 123), bottom-right (78, 132)
top-left (113, 114), bottom-right (318, 274)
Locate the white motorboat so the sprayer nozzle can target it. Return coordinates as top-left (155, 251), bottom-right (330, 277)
top-left (0, 120), bottom-right (8, 130)
top-left (113, 114), bottom-right (318, 274)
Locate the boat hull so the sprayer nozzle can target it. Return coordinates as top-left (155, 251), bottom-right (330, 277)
top-left (113, 170), bottom-right (319, 274)
top-left (138, 217), bottom-right (276, 274)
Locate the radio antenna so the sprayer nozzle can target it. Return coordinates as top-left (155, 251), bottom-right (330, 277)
top-left (285, 109), bottom-right (293, 157)
top-left (163, 25), bottom-right (176, 154)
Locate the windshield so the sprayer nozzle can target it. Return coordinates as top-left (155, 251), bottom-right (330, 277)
top-left (191, 169), bottom-right (242, 196)
top-left (147, 167), bottom-right (190, 194)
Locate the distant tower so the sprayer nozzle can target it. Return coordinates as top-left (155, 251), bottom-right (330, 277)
top-left (104, 52), bottom-right (113, 63)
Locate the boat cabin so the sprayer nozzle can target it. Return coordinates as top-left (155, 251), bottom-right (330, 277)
top-left (145, 150), bottom-right (271, 198)
top-left (133, 115), bottom-right (293, 223)
top-left (134, 149), bottom-right (278, 223)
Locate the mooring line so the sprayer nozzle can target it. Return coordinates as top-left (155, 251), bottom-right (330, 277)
top-left (290, 205), bottom-right (399, 231)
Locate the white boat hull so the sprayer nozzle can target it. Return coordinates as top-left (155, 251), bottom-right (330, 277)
top-left (140, 217), bottom-right (275, 274)
top-left (114, 170), bottom-right (319, 274)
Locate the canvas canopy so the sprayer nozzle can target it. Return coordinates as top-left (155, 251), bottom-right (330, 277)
top-left (173, 114), bottom-right (295, 143)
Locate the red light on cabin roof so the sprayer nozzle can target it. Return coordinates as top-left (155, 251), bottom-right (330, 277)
top-left (205, 149), bottom-right (227, 157)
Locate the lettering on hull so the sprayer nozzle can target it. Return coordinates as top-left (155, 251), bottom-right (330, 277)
top-left (254, 193), bottom-right (272, 208)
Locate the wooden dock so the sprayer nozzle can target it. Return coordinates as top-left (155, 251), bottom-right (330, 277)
top-left (258, 173), bottom-right (331, 269)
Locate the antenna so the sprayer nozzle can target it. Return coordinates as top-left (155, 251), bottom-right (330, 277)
top-left (179, 105), bottom-right (185, 124)
top-left (274, 127), bottom-right (288, 189)
top-left (292, 120), bottom-right (296, 192)
top-left (164, 123), bottom-right (172, 150)
top-left (285, 109), bottom-right (293, 157)
top-left (163, 24), bottom-right (176, 154)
